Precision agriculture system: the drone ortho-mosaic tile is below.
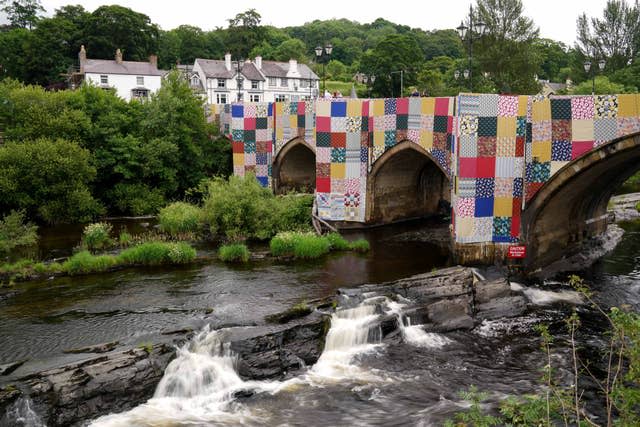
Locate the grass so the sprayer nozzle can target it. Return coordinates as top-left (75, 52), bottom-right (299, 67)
top-left (158, 202), bottom-right (202, 237)
top-left (63, 251), bottom-right (118, 275)
top-left (324, 80), bottom-right (366, 97)
top-left (118, 242), bottom-right (196, 265)
top-left (82, 222), bottom-right (114, 252)
top-left (270, 231), bottom-right (370, 259)
top-left (218, 243), bottom-right (250, 263)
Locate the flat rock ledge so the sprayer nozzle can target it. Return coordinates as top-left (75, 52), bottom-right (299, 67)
top-left (0, 266), bottom-right (528, 426)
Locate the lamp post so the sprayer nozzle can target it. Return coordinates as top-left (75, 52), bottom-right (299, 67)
top-left (456, 4), bottom-right (486, 91)
top-left (235, 59), bottom-right (244, 102)
top-left (583, 58), bottom-right (605, 95)
top-left (362, 74), bottom-right (376, 98)
top-left (315, 44), bottom-right (333, 96)
top-left (390, 70), bottom-right (404, 97)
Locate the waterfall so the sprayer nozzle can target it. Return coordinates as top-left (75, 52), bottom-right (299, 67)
top-left (387, 300), bottom-right (452, 348)
top-left (1, 398), bottom-right (44, 427)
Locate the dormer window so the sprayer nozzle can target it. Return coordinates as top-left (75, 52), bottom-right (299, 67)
top-left (191, 75), bottom-right (200, 86)
top-left (251, 80), bottom-right (259, 89)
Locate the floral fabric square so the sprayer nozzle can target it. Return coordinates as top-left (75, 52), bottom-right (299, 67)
top-left (571, 96), bottom-right (594, 120)
top-left (595, 95), bottom-right (618, 118)
top-left (460, 115), bottom-right (479, 135)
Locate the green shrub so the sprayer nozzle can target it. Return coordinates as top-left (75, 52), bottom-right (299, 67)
top-left (0, 210), bottom-right (38, 255)
top-left (118, 242), bottom-right (196, 265)
top-left (106, 183), bottom-right (165, 216)
top-left (326, 232), bottom-right (350, 251)
top-left (63, 251), bottom-right (118, 275)
top-left (218, 243), bottom-right (250, 263)
top-left (292, 233), bottom-right (331, 259)
top-left (118, 231), bottom-right (132, 247)
top-left (158, 202), bottom-right (202, 236)
top-left (270, 232), bottom-right (298, 257)
top-left (636, 201), bottom-right (640, 212)
top-left (33, 262), bottom-right (47, 274)
top-left (349, 239), bottom-right (370, 253)
top-left (82, 222), bottom-right (114, 252)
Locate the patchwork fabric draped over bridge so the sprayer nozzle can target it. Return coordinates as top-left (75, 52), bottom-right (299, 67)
top-left (220, 93), bottom-right (640, 245)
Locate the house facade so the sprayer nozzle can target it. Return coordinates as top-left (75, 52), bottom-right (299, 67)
top-left (194, 54), bottom-right (320, 105)
top-left (76, 46), bottom-right (167, 101)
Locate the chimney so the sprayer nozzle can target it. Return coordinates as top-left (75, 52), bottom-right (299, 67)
top-left (224, 52), bottom-right (231, 71)
top-left (79, 45), bottom-right (86, 72)
top-left (149, 54), bottom-right (158, 68)
top-left (289, 59), bottom-right (298, 74)
top-left (255, 56), bottom-right (262, 69)
top-left (115, 48), bottom-right (123, 64)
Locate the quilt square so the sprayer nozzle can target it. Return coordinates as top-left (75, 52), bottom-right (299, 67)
top-left (552, 119), bottom-right (571, 141)
top-left (493, 216), bottom-right (512, 237)
top-left (475, 198), bottom-right (494, 217)
top-left (476, 178), bottom-right (495, 198)
top-left (384, 98), bottom-right (397, 115)
top-left (396, 114), bottom-right (409, 130)
top-left (478, 94), bottom-right (499, 117)
top-left (551, 140), bottom-right (572, 161)
top-left (595, 95), bottom-right (618, 118)
top-left (457, 178), bottom-right (476, 197)
top-left (571, 96), bottom-right (594, 120)
top-left (331, 147), bottom-right (346, 163)
top-left (478, 116), bottom-right (498, 137)
top-left (316, 132), bottom-right (331, 147)
top-left (434, 115), bottom-right (449, 133)
top-left (478, 136), bottom-right (497, 157)
top-left (331, 101), bottom-right (347, 117)
top-left (330, 132), bottom-right (346, 148)
top-left (495, 177), bottom-right (514, 197)
top-left (550, 98), bottom-right (571, 120)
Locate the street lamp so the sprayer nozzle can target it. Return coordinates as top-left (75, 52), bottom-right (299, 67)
top-left (362, 74), bottom-right (376, 98)
top-left (456, 4), bottom-right (486, 91)
top-left (236, 59), bottom-right (244, 102)
top-left (584, 58), bottom-right (605, 95)
top-left (315, 44), bottom-right (332, 96)
top-left (390, 70), bottom-right (404, 97)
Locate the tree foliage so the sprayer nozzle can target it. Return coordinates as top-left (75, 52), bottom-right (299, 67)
top-left (0, 0), bottom-right (44, 29)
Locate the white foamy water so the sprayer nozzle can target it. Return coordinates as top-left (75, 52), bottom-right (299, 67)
top-left (510, 282), bottom-right (584, 305)
top-left (1, 398), bottom-right (44, 427)
top-left (387, 301), bottom-right (452, 349)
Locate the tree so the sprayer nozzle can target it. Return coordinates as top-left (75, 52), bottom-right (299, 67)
top-left (271, 38), bottom-right (308, 62)
top-left (577, 0), bottom-right (640, 72)
top-left (85, 5), bottom-right (159, 61)
top-left (225, 9), bottom-right (265, 58)
top-left (0, 0), bottom-right (44, 29)
top-left (475, 0), bottom-right (541, 93)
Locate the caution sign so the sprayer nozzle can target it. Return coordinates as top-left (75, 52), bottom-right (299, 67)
top-left (507, 245), bottom-right (527, 259)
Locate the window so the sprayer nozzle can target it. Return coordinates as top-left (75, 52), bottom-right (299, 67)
top-left (268, 77), bottom-right (277, 86)
top-left (100, 75), bottom-right (108, 84)
top-left (216, 93), bottom-right (228, 104)
top-left (131, 88), bottom-right (149, 100)
top-left (250, 94), bottom-right (260, 102)
top-left (280, 78), bottom-right (288, 87)
top-left (136, 76), bottom-right (144, 86)
top-left (300, 79), bottom-right (309, 88)
top-left (190, 75), bottom-right (200, 86)
top-left (217, 78), bottom-right (225, 88)
top-left (251, 80), bottom-right (259, 89)
top-left (275, 94), bottom-right (287, 102)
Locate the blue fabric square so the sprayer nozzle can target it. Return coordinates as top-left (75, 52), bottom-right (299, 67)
top-left (434, 115), bottom-right (448, 133)
top-left (516, 117), bottom-right (526, 137)
top-left (267, 103), bottom-right (273, 116)
top-left (493, 236), bottom-right (513, 243)
top-left (551, 98), bottom-right (571, 120)
top-left (244, 141), bottom-right (256, 153)
top-left (244, 130), bottom-right (255, 143)
top-left (551, 140), bottom-right (571, 161)
top-left (384, 98), bottom-right (397, 115)
top-left (331, 101), bottom-right (347, 117)
top-left (257, 176), bottom-right (269, 187)
top-left (232, 104), bottom-right (244, 118)
top-left (384, 130), bottom-right (396, 148)
top-left (289, 102), bottom-right (298, 114)
top-left (256, 117), bottom-right (268, 129)
top-left (316, 132), bottom-right (331, 147)
top-left (493, 217), bottom-right (511, 237)
top-left (256, 152), bottom-right (268, 165)
top-left (478, 116), bottom-right (497, 137)
top-left (431, 149), bottom-right (448, 173)
top-left (360, 147), bottom-right (368, 162)
top-left (476, 178), bottom-right (495, 198)
top-left (526, 161), bottom-right (551, 183)
top-left (331, 148), bottom-right (346, 163)
top-left (232, 129), bottom-right (244, 141)
top-left (475, 197), bottom-right (494, 217)
top-left (513, 178), bottom-right (523, 198)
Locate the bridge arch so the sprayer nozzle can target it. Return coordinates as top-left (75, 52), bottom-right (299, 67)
top-left (522, 133), bottom-right (640, 270)
top-left (366, 141), bottom-right (451, 224)
top-left (272, 137), bottom-right (316, 194)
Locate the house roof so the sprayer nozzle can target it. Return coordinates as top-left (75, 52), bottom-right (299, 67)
top-left (261, 60), bottom-right (318, 79)
top-left (195, 58), bottom-right (318, 81)
top-left (83, 59), bottom-right (166, 76)
top-left (195, 58), bottom-right (234, 79)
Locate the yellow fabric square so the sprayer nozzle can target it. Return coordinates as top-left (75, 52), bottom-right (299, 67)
top-left (372, 99), bottom-right (385, 116)
top-left (456, 217), bottom-right (475, 238)
top-left (233, 153), bottom-right (244, 167)
top-left (330, 163), bottom-right (345, 179)
top-left (532, 141), bottom-right (551, 162)
top-left (517, 96), bottom-right (528, 117)
top-left (497, 116), bottom-right (516, 138)
top-left (373, 131), bottom-right (385, 147)
top-left (617, 94), bottom-right (638, 118)
top-left (316, 100), bottom-right (331, 116)
top-left (532, 99), bottom-right (551, 121)
top-left (572, 119), bottom-right (594, 141)
top-left (275, 128), bottom-right (284, 140)
top-left (494, 197), bottom-right (513, 217)
top-left (275, 102), bottom-right (284, 115)
top-left (422, 98), bottom-right (435, 115)
top-left (419, 130), bottom-right (433, 150)
top-left (347, 100), bottom-right (362, 116)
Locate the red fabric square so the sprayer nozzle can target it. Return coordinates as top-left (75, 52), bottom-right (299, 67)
top-left (316, 177), bottom-right (331, 193)
top-left (515, 136), bottom-right (525, 157)
top-left (571, 141), bottom-right (594, 159)
top-left (433, 132), bottom-right (447, 151)
top-left (447, 116), bottom-right (454, 133)
top-left (511, 198), bottom-right (522, 237)
top-left (476, 157), bottom-right (496, 178)
top-left (396, 98), bottom-right (409, 114)
top-left (243, 117), bottom-right (256, 130)
top-left (526, 182), bottom-right (543, 201)
top-left (331, 132), bottom-right (346, 148)
top-left (297, 102), bottom-right (305, 115)
top-left (434, 98), bottom-right (450, 116)
top-left (458, 158), bottom-right (477, 178)
top-left (316, 116), bottom-right (331, 132)
top-left (362, 100), bottom-right (370, 116)
top-left (232, 142), bottom-right (244, 153)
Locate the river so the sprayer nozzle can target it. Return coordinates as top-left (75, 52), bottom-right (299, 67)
top-left (1, 219), bottom-right (638, 426)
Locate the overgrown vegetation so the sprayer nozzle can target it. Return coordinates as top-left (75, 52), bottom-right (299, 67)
top-left (118, 242), bottom-right (196, 265)
top-left (446, 275), bottom-right (640, 426)
top-left (158, 202), bottom-right (203, 237)
top-left (270, 231), bottom-right (370, 259)
top-left (0, 210), bottom-right (38, 255)
top-left (218, 243), bottom-right (250, 263)
top-left (81, 222), bottom-right (114, 252)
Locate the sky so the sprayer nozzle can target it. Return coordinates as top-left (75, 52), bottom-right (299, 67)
top-left (5, 0), bottom-right (611, 46)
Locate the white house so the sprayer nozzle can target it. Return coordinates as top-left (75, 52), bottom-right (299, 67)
top-left (76, 46), bottom-right (167, 101)
top-left (193, 53), bottom-right (320, 105)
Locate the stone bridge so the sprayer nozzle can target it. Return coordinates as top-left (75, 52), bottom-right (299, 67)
top-left (216, 94), bottom-right (640, 270)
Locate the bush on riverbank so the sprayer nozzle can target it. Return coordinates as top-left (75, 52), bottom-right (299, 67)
top-left (270, 231), bottom-right (370, 259)
top-left (218, 243), bottom-right (250, 263)
top-left (118, 242), bottom-right (196, 265)
top-left (82, 222), bottom-right (114, 252)
top-left (0, 210), bottom-right (38, 255)
top-left (63, 251), bottom-right (118, 275)
top-left (201, 175), bottom-right (313, 241)
top-left (158, 202), bottom-right (203, 237)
